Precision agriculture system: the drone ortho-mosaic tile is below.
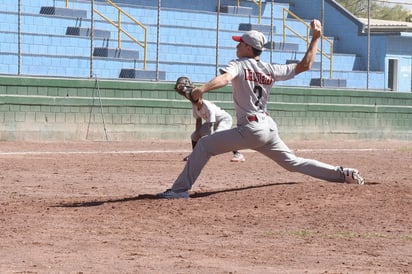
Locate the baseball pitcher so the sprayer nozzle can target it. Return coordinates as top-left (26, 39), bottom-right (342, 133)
top-left (158, 19), bottom-right (365, 199)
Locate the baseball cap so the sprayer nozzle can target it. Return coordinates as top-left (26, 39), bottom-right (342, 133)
top-left (232, 30), bottom-right (267, 51)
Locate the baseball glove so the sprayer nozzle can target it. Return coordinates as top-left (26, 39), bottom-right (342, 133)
top-left (174, 76), bottom-right (198, 103)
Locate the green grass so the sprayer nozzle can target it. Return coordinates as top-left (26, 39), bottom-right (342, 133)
top-left (397, 146), bottom-right (412, 152)
top-left (404, 235), bottom-right (412, 240)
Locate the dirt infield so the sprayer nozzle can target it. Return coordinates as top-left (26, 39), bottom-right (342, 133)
top-left (0, 140), bottom-right (411, 273)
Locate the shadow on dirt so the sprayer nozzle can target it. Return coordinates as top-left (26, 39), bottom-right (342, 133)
top-left (54, 182), bottom-right (299, 208)
top-left (190, 182), bottom-right (298, 198)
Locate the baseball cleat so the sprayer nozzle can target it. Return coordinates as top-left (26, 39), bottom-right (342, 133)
top-left (342, 168), bottom-right (365, 185)
top-left (157, 189), bottom-right (189, 199)
top-left (230, 152), bottom-right (245, 162)
top-left (182, 155), bottom-right (190, 161)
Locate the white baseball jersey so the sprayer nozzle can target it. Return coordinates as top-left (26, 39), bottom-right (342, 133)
top-left (190, 99), bottom-right (233, 142)
top-left (223, 57), bottom-right (296, 123)
top-left (192, 99), bottom-right (227, 124)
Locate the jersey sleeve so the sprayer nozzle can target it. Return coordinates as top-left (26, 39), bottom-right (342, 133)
top-left (270, 63), bottom-right (297, 81)
top-left (208, 107), bottom-right (216, 123)
top-left (221, 60), bottom-right (242, 79)
top-left (203, 100), bottom-right (216, 123)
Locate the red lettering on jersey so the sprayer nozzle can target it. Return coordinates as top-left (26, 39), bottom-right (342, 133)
top-left (244, 69), bottom-right (253, 81)
top-left (244, 69), bottom-right (273, 85)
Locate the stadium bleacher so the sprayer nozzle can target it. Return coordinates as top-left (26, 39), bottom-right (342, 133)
top-left (0, 0), bottom-right (400, 90)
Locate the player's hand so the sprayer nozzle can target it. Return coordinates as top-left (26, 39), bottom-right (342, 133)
top-left (310, 19), bottom-right (322, 39)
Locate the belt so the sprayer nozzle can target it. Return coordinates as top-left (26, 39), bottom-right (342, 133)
top-left (247, 115), bottom-right (258, 122)
top-left (247, 112), bottom-right (269, 122)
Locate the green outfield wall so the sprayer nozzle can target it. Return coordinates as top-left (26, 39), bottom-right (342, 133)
top-left (0, 76), bottom-right (411, 141)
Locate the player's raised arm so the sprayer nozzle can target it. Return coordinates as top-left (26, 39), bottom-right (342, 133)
top-left (295, 19), bottom-right (322, 75)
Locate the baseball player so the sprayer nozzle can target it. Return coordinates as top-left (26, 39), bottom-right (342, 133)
top-left (175, 78), bottom-right (245, 162)
top-left (157, 19), bottom-right (365, 199)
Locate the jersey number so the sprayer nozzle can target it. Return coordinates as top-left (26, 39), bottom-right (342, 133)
top-left (254, 85), bottom-right (263, 109)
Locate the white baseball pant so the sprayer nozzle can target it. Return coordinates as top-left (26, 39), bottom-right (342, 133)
top-left (171, 112), bottom-right (345, 192)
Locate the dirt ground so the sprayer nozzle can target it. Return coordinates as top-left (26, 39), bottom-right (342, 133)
top-left (0, 139), bottom-right (411, 273)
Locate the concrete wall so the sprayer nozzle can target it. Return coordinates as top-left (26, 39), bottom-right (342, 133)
top-left (0, 76), bottom-right (411, 141)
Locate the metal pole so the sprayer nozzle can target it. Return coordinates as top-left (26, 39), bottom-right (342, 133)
top-left (95, 76), bottom-right (108, 141)
top-left (86, 76), bottom-right (109, 141)
top-left (18, 0), bottom-right (21, 75)
top-left (367, 0), bottom-right (371, 90)
top-left (90, 0), bottom-right (94, 78)
top-left (270, 0), bottom-right (274, 64)
top-left (320, 0), bottom-right (324, 87)
top-left (156, 0), bottom-right (161, 81)
top-left (215, 0), bottom-right (221, 76)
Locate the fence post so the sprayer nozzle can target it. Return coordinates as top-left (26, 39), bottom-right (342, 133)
top-left (216, 0), bottom-right (221, 76)
top-left (90, 0), bottom-right (94, 78)
top-left (18, 0), bottom-right (21, 75)
top-left (156, 0), bottom-right (161, 81)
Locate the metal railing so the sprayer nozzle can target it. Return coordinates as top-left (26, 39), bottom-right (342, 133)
top-left (283, 8), bottom-right (333, 78)
top-left (237, 0), bottom-right (262, 24)
top-left (94, 0), bottom-right (147, 69)
top-left (63, 0), bottom-right (147, 70)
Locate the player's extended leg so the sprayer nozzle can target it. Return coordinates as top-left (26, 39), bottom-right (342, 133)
top-left (257, 136), bottom-right (345, 182)
top-left (260, 138), bottom-right (364, 184)
top-left (183, 123), bottom-right (211, 161)
top-left (182, 140), bottom-right (197, 161)
top-left (215, 114), bottom-right (246, 162)
top-left (169, 126), bottom-right (251, 193)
